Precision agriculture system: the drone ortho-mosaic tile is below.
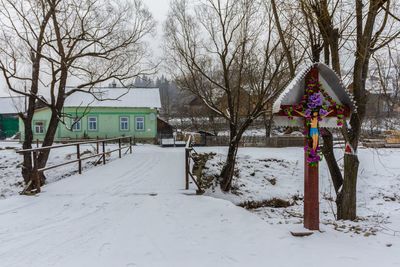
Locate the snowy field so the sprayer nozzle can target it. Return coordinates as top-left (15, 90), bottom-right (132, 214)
top-left (0, 145), bottom-right (399, 266)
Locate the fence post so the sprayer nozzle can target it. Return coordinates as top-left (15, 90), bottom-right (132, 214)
top-left (185, 148), bottom-right (189, 190)
top-left (32, 151), bottom-right (41, 193)
top-left (129, 137), bottom-right (132, 154)
top-left (96, 136), bottom-right (99, 154)
top-left (36, 139), bottom-right (39, 148)
top-left (77, 143), bottom-right (82, 174)
top-left (102, 140), bottom-right (106, 165)
top-left (118, 138), bottom-right (122, 158)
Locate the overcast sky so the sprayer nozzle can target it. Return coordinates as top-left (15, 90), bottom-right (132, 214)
top-left (144, 0), bottom-right (170, 62)
top-left (0, 0), bottom-right (171, 97)
top-left (145, 0), bottom-right (170, 40)
top-left (145, 0), bottom-right (170, 23)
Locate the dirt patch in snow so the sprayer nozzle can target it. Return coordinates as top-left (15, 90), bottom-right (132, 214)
top-left (239, 198), bottom-right (294, 209)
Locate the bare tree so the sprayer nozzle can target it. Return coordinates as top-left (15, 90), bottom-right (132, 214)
top-left (371, 44), bottom-right (400, 118)
top-left (165, 0), bottom-right (290, 191)
top-left (0, 0), bottom-right (156, 191)
top-left (0, 0), bottom-right (53, 185)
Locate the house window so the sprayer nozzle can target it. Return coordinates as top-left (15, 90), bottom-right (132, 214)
top-left (34, 121), bottom-right (45, 134)
top-left (72, 118), bottom-right (81, 131)
top-left (135, 117), bottom-right (145, 131)
top-left (120, 117), bottom-right (129, 131)
top-left (88, 116), bottom-right (97, 131)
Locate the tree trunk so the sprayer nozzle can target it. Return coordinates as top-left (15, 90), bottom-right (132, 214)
top-left (337, 153), bottom-right (359, 220)
top-left (220, 138), bottom-right (240, 191)
top-left (21, 116), bottom-right (34, 184)
top-left (36, 64), bottom-right (68, 184)
top-left (209, 116), bottom-right (217, 135)
top-left (263, 113), bottom-right (273, 139)
top-left (36, 110), bottom-right (61, 184)
top-left (271, 0), bottom-right (295, 77)
top-left (330, 29), bottom-right (341, 75)
top-left (320, 129), bottom-right (343, 193)
top-left (21, 93), bottom-right (38, 186)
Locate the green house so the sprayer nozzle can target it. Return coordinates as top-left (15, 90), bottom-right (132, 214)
top-left (19, 88), bottom-right (161, 142)
top-left (0, 96), bottom-right (25, 139)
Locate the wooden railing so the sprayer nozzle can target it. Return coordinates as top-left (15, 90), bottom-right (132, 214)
top-left (33, 136), bottom-right (136, 148)
top-left (17, 136), bottom-right (133, 194)
top-left (184, 136), bottom-right (204, 194)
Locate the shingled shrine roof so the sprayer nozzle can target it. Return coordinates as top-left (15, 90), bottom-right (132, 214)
top-left (272, 63), bottom-right (356, 128)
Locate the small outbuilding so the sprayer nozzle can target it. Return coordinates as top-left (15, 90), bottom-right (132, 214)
top-left (157, 118), bottom-right (175, 138)
top-left (0, 96), bottom-right (24, 139)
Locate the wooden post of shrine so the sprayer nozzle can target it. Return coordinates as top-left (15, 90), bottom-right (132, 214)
top-left (304, 67), bottom-right (319, 230)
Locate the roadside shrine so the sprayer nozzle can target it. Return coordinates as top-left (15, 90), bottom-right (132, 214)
top-left (272, 63), bottom-right (356, 230)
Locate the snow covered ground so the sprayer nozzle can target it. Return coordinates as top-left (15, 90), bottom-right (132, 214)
top-left (0, 141), bottom-right (121, 198)
top-left (196, 146), bottom-right (400, 235)
top-left (197, 146), bottom-right (400, 234)
top-left (0, 145), bottom-right (399, 266)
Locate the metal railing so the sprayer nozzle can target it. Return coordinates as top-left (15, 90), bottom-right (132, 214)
top-left (17, 136), bottom-right (133, 194)
top-left (184, 136), bottom-right (203, 193)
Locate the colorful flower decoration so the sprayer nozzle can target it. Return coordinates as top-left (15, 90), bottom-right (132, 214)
top-left (284, 78), bottom-right (346, 166)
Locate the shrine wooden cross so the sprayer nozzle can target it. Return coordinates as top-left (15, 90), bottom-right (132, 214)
top-left (272, 63), bottom-right (355, 230)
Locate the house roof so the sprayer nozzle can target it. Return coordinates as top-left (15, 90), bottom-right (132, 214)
top-left (64, 88), bottom-right (162, 109)
top-left (0, 96), bottom-right (25, 114)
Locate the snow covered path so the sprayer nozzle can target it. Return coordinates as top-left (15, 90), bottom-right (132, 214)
top-left (0, 146), bottom-right (398, 267)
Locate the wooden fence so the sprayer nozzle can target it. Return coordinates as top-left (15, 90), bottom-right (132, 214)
top-left (17, 136), bottom-right (133, 194)
top-left (184, 136), bottom-right (204, 194)
top-left (201, 135), bottom-right (305, 147)
top-left (33, 136), bottom-right (138, 147)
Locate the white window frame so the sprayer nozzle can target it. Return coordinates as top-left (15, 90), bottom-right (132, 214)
top-left (34, 121), bottom-right (45, 134)
top-left (135, 116), bottom-right (145, 131)
top-left (120, 116), bottom-right (129, 131)
top-left (88, 116), bottom-right (98, 131)
top-left (72, 117), bottom-right (81, 131)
